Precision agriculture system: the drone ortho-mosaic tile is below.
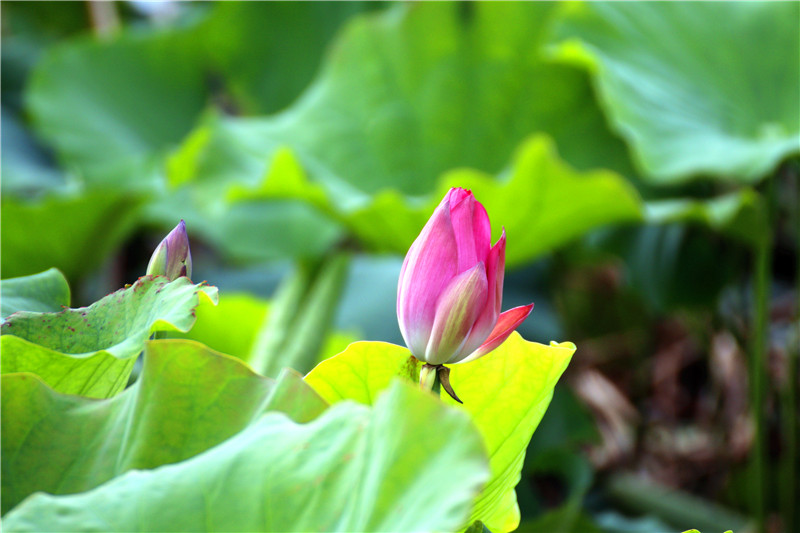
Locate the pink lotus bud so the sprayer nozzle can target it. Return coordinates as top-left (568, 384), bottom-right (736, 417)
top-left (397, 188), bottom-right (533, 365)
top-left (146, 220), bottom-right (192, 281)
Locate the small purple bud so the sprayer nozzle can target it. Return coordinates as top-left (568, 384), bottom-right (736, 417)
top-left (146, 220), bottom-right (192, 281)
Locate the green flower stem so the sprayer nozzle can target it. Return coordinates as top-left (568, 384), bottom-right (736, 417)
top-left (278, 254), bottom-right (349, 375)
top-left (781, 321), bottom-right (798, 533)
top-left (606, 473), bottom-right (749, 532)
top-left (249, 253), bottom-right (350, 377)
top-left (248, 263), bottom-right (312, 375)
top-left (87, 0), bottom-right (120, 38)
top-left (750, 236), bottom-right (769, 533)
top-left (780, 165), bottom-right (799, 533)
top-left (750, 176), bottom-right (775, 533)
top-left (420, 364), bottom-right (441, 397)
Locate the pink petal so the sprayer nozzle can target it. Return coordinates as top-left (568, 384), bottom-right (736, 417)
top-left (472, 199), bottom-right (491, 263)
top-left (424, 262), bottom-right (488, 365)
top-left (446, 187), bottom-right (470, 205)
top-left (459, 230), bottom-right (506, 356)
top-left (397, 198), bottom-right (458, 357)
top-left (487, 230), bottom-right (506, 316)
top-left (449, 189), bottom-right (479, 273)
top-left (453, 303), bottom-right (533, 364)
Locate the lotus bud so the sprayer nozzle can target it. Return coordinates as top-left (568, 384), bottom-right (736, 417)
top-left (146, 220), bottom-right (192, 281)
top-left (398, 188), bottom-right (533, 370)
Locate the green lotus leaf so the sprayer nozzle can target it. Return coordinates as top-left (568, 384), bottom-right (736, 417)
top-left (435, 136), bottom-right (642, 267)
top-left (1, 269), bottom-right (70, 320)
top-left (171, 292), bottom-right (268, 360)
top-left (4, 381), bottom-right (489, 533)
top-left (203, 1), bottom-right (377, 114)
top-left (1, 276), bottom-right (218, 398)
top-left (225, 135), bottom-right (642, 269)
top-left (22, 17), bottom-right (348, 265)
top-left (182, 2), bottom-right (633, 193)
top-left (26, 29), bottom-right (208, 188)
top-left (305, 332), bottom-right (576, 532)
top-left (1, 339), bottom-right (327, 514)
top-left (549, 1), bottom-right (800, 183)
top-left (587, 189), bottom-right (767, 311)
top-left (1, 110), bottom-right (68, 198)
top-left (163, 2), bottom-right (640, 265)
top-left (149, 131), bottom-right (345, 263)
top-left (1, 190), bottom-right (143, 281)
top-left (645, 189), bottom-right (765, 246)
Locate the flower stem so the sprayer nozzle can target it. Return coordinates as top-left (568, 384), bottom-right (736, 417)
top-left (420, 364), bottom-right (440, 397)
top-left (780, 164), bottom-right (798, 533)
top-left (750, 175), bottom-right (775, 533)
top-left (750, 235), bottom-right (769, 533)
top-left (249, 253), bottom-right (350, 377)
top-left (87, 1), bottom-right (120, 39)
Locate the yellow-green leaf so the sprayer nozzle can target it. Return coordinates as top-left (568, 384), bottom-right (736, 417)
top-left (305, 332), bottom-right (576, 532)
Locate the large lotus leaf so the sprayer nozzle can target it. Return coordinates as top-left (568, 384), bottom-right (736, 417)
top-left (1, 190), bottom-right (143, 280)
top-left (598, 190), bottom-right (765, 311)
top-left (145, 190), bottom-right (345, 264)
top-left (173, 292), bottom-right (268, 360)
top-left (395, 135), bottom-right (643, 267)
top-left (146, 129), bottom-right (344, 264)
top-left (549, 1), bottom-right (800, 183)
top-left (163, 3), bottom-right (637, 258)
top-left (203, 1), bottom-right (377, 114)
top-left (1, 269), bottom-right (70, 320)
top-left (645, 189), bottom-right (765, 246)
top-left (22, 10), bottom-right (347, 264)
top-left (577, 189), bottom-right (766, 311)
top-left (4, 381), bottom-right (490, 533)
top-left (0, 1), bottom-right (89, 112)
top-left (263, 1), bottom-right (637, 190)
top-left (1, 108), bottom-right (68, 197)
top-left (617, 225), bottom-right (743, 313)
top-left (305, 332), bottom-right (576, 532)
top-left (153, 137), bottom-right (344, 263)
top-left (225, 135), bottom-right (643, 269)
top-left (0, 276), bottom-right (218, 398)
top-left (172, 292), bottom-right (357, 367)
top-left (26, 29), bottom-right (208, 187)
top-left (1, 339), bottom-right (327, 514)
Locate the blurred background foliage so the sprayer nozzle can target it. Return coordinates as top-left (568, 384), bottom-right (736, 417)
top-left (1, 1), bottom-right (798, 532)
